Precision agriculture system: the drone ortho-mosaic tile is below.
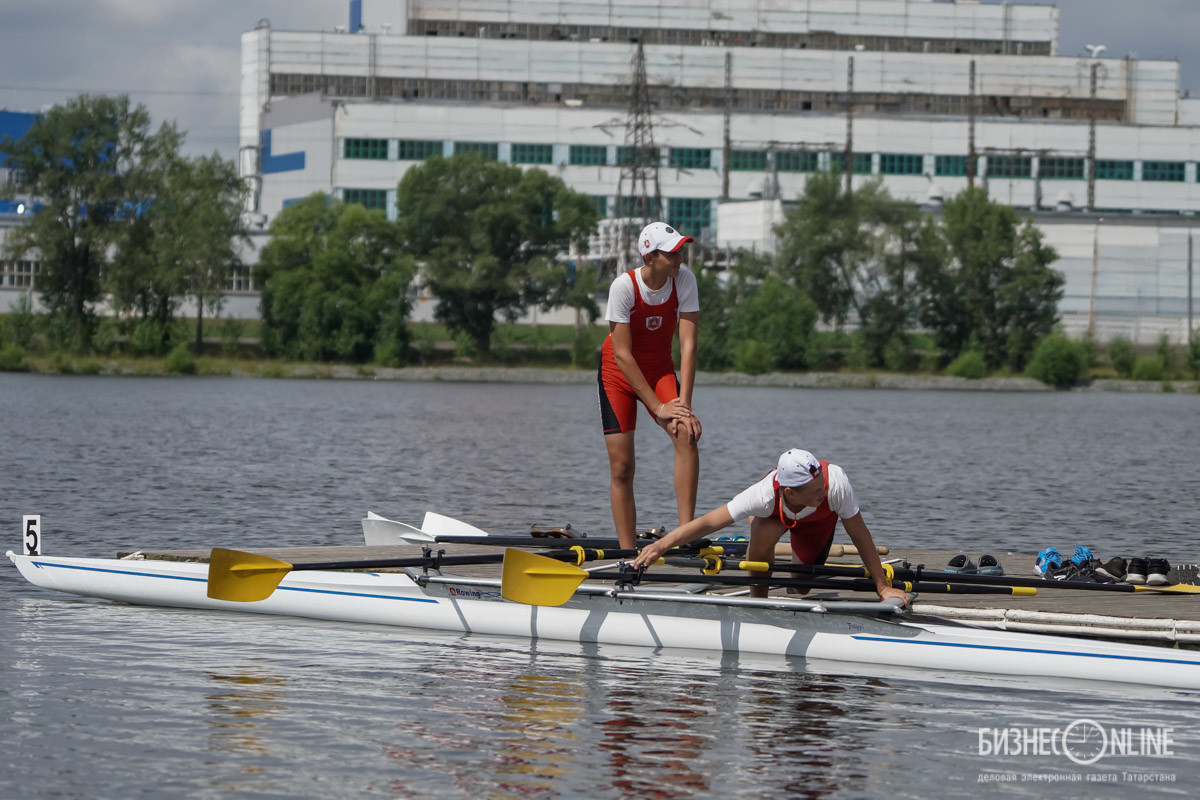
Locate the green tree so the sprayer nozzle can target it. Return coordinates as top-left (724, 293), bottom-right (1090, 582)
top-left (256, 194), bottom-right (415, 363)
top-left (1026, 332), bottom-right (1086, 388)
top-left (915, 188), bottom-right (1062, 370)
top-left (775, 171), bottom-right (932, 366)
top-left (1187, 333), bottom-right (1200, 380)
top-left (395, 154), bottom-right (599, 355)
top-left (1108, 337), bottom-right (1136, 377)
top-left (727, 273), bottom-right (819, 371)
top-left (0, 94), bottom-right (178, 347)
top-left (109, 153), bottom-right (248, 351)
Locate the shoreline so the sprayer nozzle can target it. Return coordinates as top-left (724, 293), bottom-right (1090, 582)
top-left (5, 358), bottom-right (1196, 392)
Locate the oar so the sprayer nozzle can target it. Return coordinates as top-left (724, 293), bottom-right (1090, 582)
top-left (500, 550), bottom-right (1034, 607)
top-left (208, 545), bottom-right (645, 603)
top-left (773, 562), bottom-right (1200, 595)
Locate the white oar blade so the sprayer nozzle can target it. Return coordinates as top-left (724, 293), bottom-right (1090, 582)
top-left (421, 511), bottom-right (490, 538)
top-left (360, 512), bottom-right (436, 545)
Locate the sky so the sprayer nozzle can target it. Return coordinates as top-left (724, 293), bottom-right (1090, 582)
top-left (1, 0), bottom-right (1197, 161)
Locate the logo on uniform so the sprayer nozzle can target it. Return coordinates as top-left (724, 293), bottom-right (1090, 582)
top-left (643, 238), bottom-right (651, 249)
top-left (645, 316), bottom-right (663, 331)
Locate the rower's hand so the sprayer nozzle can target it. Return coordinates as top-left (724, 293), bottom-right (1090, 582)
top-left (655, 397), bottom-right (690, 422)
top-left (879, 586), bottom-right (911, 608)
top-left (668, 413), bottom-right (702, 444)
top-left (631, 540), bottom-right (668, 569)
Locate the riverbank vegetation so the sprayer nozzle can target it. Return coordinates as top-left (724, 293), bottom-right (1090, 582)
top-left (4, 93), bottom-right (1200, 390)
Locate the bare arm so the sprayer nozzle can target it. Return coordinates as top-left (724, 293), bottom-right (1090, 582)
top-left (676, 312), bottom-right (698, 408)
top-left (630, 504), bottom-right (734, 568)
top-left (842, 513), bottom-right (909, 607)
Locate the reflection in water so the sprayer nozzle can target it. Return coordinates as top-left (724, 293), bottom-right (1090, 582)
top-left (203, 665), bottom-right (288, 791)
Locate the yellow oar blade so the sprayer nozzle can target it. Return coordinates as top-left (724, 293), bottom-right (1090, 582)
top-left (501, 548), bottom-right (588, 607)
top-left (207, 548), bottom-right (293, 602)
top-left (1132, 583), bottom-right (1200, 594)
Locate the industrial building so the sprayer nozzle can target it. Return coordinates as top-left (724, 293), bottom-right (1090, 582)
top-left (233, 0), bottom-right (1199, 342)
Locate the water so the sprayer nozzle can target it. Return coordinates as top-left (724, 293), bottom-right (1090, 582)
top-left (2, 374), bottom-right (1199, 798)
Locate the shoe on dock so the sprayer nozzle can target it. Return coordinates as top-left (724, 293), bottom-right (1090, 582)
top-left (1147, 558), bottom-right (1172, 586)
top-left (977, 554), bottom-right (1004, 576)
top-left (1126, 557), bottom-right (1148, 585)
top-left (1095, 556), bottom-right (1127, 583)
top-left (1034, 547), bottom-right (1063, 576)
top-left (945, 554), bottom-right (977, 574)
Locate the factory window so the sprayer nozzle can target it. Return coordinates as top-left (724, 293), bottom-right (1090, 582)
top-left (570, 145), bottom-right (608, 166)
top-left (880, 153), bottom-right (925, 175)
top-left (398, 139), bottom-right (442, 160)
top-left (729, 150), bottom-right (767, 171)
top-left (1142, 161), bottom-right (1185, 182)
top-left (454, 142), bottom-right (499, 160)
top-left (777, 151), bottom-right (819, 173)
top-left (829, 152), bottom-right (873, 175)
top-left (1039, 157), bottom-right (1084, 180)
top-left (511, 143), bottom-right (554, 164)
top-left (343, 138), bottom-right (389, 160)
top-left (590, 195), bottom-right (609, 218)
top-left (225, 265), bottom-right (255, 293)
top-left (617, 146), bottom-right (660, 167)
top-left (667, 198), bottom-right (711, 237)
top-left (669, 148), bottom-right (712, 170)
top-left (2, 259), bottom-right (39, 288)
top-left (986, 156), bottom-right (1032, 179)
top-left (1095, 160), bottom-right (1134, 181)
top-left (935, 155), bottom-right (967, 176)
top-left (342, 188), bottom-right (388, 210)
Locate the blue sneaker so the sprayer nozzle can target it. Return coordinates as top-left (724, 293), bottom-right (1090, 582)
top-left (1034, 547), bottom-right (1063, 576)
top-left (1070, 544), bottom-right (1094, 566)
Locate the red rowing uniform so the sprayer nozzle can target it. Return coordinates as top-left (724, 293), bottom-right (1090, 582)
top-left (598, 269), bottom-right (680, 434)
top-left (773, 460), bottom-right (838, 564)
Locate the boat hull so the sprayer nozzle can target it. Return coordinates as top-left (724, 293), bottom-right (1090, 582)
top-left (10, 552), bottom-right (1200, 690)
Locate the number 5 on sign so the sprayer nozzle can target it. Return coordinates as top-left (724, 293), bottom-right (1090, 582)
top-left (22, 515), bottom-right (41, 555)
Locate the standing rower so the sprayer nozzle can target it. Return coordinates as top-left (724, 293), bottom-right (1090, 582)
top-left (632, 448), bottom-right (907, 606)
top-left (599, 222), bottom-right (702, 549)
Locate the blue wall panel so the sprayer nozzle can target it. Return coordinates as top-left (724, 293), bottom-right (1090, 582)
top-left (0, 111), bottom-right (38, 166)
top-left (260, 130), bottom-right (305, 174)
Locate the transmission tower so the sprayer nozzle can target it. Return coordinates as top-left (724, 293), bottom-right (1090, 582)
top-left (611, 42), bottom-right (663, 276)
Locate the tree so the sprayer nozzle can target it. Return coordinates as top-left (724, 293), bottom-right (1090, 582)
top-left (395, 154), bottom-right (599, 355)
top-left (915, 188), bottom-right (1062, 370)
top-left (0, 94), bottom-right (177, 347)
top-left (108, 153), bottom-right (248, 351)
top-left (774, 170), bottom-right (931, 366)
top-left (256, 194), bottom-right (416, 363)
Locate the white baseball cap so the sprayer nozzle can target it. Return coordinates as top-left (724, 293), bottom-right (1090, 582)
top-left (638, 222), bottom-right (693, 257)
top-left (775, 449), bottom-right (822, 488)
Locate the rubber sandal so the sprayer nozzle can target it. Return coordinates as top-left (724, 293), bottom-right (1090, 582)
top-left (978, 554), bottom-right (1005, 576)
top-left (945, 554), bottom-right (978, 574)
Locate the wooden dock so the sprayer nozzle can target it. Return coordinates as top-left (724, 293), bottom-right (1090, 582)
top-left (118, 544), bottom-right (1200, 645)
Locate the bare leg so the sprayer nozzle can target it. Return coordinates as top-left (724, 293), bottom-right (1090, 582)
top-left (605, 432), bottom-right (637, 549)
top-left (664, 420), bottom-right (699, 527)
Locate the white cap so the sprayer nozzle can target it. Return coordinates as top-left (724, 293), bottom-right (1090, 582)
top-left (637, 222), bottom-right (693, 257)
top-left (776, 449), bottom-right (822, 488)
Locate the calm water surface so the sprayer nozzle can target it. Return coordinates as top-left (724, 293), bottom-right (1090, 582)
top-left (2, 374), bottom-right (1198, 798)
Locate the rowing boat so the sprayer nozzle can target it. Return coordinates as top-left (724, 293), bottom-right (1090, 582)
top-left (9, 545), bottom-right (1200, 691)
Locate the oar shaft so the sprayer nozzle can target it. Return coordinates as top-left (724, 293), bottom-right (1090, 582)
top-left (290, 548), bottom-right (646, 573)
top-left (774, 562), bottom-right (1136, 593)
top-left (583, 571), bottom-right (1023, 595)
top-left (415, 535), bottom-right (745, 551)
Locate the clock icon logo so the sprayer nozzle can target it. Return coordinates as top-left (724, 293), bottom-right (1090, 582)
top-left (1063, 719), bottom-right (1108, 765)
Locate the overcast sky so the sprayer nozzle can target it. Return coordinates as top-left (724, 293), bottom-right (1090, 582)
top-left (1, 1), bottom-right (1197, 160)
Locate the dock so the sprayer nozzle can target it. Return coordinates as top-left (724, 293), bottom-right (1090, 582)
top-left (117, 544), bottom-right (1200, 646)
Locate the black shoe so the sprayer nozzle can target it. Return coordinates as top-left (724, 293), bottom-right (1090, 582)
top-left (1095, 557), bottom-right (1127, 583)
top-left (1087, 559), bottom-right (1117, 584)
top-left (1147, 558), bottom-right (1171, 586)
top-left (1045, 562), bottom-right (1082, 582)
top-left (1126, 557), bottom-right (1148, 585)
